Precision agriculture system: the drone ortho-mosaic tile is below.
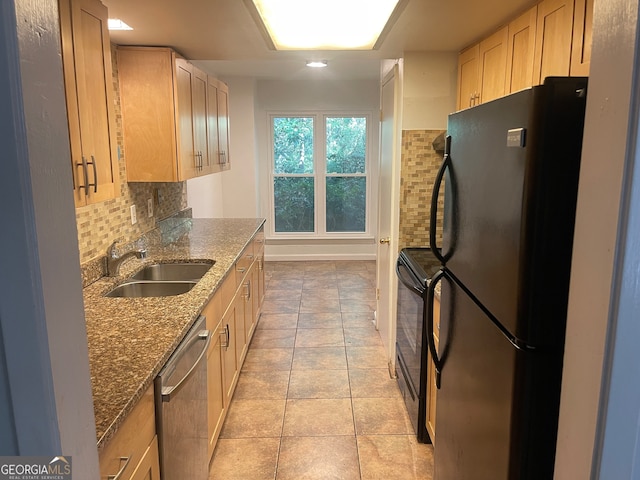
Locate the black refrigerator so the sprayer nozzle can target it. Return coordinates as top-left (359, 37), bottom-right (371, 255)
top-left (426, 77), bottom-right (588, 480)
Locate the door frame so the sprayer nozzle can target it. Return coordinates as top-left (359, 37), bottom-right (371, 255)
top-left (375, 63), bottom-right (403, 374)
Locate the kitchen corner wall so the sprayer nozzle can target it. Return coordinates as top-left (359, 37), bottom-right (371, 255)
top-left (396, 52), bottom-right (456, 251)
top-left (398, 129), bottom-right (445, 249)
top-left (75, 45), bottom-right (187, 266)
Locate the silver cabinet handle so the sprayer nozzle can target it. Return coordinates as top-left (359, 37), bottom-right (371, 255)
top-left (77, 156), bottom-right (89, 195)
top-left (107, 456), bottom-right (131, 480)
top-left (88, 155), bottom-right (98, 193)
top-left (220, 325), bottom-right (229, 348)
top-left (243, 281), bottom-right (251, 300)
top-left (224, 324), bottom-right (230, 349)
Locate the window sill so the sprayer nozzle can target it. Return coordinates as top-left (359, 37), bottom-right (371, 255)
top-left (266, 236), bottom-right (375, 245)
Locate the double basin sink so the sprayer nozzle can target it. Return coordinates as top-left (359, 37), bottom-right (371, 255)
top-left (105, 261), bottom-right (214, 298)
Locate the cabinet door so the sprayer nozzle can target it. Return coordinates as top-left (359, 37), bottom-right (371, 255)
top-left (425, 296), bottom-right (441, 445)
top-left (457, 44), bottom-right (480, 110)
top-left (250, 260), bottom-right (260, 338)
top-left (570, 0), bottom-right (593, 75)
top-left (206, 77), bottom-right (222, 173)
top-left (221, 302), bottom-right (238, 406)
top-left (533, 0), bottom-right (575, 84)
top-left (192, 67), bottom-right (210, 175)
top-left (175, 58), bottom-right (198, 180)
top-left (217, 82), bottom-right (231, 169)
top-left (129, 436), bottom-right (161, 480)
top-left (207, 322), bottom-right (225, 459)
top-left (235, 288), bottom-right (248, 366)
top-left (505, 6), bottom-right (537, 94)
top-left (60, 0), bottom-right (119, 206)
top-left (117, 47), bottom-right (179, 182)
top-left (478, 26), bottom-right (508, 104)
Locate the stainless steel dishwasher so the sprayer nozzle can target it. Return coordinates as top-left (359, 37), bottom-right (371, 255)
top-left (155, 315), bottom-right (211, 480)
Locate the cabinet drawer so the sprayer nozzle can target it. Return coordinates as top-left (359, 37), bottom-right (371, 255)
top-left (220, 272), bottom-right (236, 316)
top-left (253, 229), bottom-right (265, 254)
top-left (235, 245), bottom-right (254, 285)
top-left (99, 385), bottom-right (155, 480)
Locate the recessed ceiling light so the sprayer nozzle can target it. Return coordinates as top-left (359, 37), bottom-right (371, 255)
top-left (108, 19), bottom-right (133, 31)
top-left (306, 61), bottom-right (328, 68)
top-left (245, 0), bottom-right (407, 50)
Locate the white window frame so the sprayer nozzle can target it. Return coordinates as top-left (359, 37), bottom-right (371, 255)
top-left (268, 111), bottom-right (372, 239)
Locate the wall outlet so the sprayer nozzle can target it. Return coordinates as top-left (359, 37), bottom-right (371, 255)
top-left (130, 205), bottom-right (137, 225)
top-left (147, 198), bottom-right (154, 218)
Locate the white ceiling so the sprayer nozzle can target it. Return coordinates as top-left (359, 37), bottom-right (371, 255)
top-left (102, 0), bottom-right (537, 80)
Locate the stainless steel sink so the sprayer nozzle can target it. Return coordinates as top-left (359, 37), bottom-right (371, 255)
top-left (105, 280), bottom-right (197, 298)
top-left (130, 262), bottom-right (213, 282)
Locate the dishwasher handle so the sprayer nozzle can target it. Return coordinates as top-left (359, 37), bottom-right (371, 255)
top-left (161, 329), bottom-right (211, 402)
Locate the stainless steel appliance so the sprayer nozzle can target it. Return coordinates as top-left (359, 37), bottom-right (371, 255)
top-left (427, 77), bottom-right (588, 479)
top-left (395, 247), bottom-right (440, 443)
top-left (155, 315), bottom-right (211, 480)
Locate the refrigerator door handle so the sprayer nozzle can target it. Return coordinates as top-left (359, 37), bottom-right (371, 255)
top-left (426, 269), bottom-right (446, 389)
top-left (430, 135), bottom-right (452, 264)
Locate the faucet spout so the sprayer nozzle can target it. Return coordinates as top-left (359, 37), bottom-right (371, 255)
top-left (107, 240), bottom-right (147, 277)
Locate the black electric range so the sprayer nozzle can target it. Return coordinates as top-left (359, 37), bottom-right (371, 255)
top-left (395, 247), bottom-right (441, 443)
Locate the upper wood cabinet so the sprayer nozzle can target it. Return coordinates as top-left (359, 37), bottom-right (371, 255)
top-left (478, 27), bottom-right (508, 103)
top-left (117, 47), bottom-right (228, 182)
top-left (207, 77), bottom-right (231, 173)
top-left (457, 0), bottom-right (592, 108)
top-left (533, 0), bottom-right (575, 84)
top-left (456, 45), bottom-right (480, 110)
top-left (505, 6), bottom-right (538, 94)
top-left (59, 0), bottom-right (119, 207)
top-left (571, 0), bottom-right (594, 75)
top-left (456, 27), bottom-right (508, 109)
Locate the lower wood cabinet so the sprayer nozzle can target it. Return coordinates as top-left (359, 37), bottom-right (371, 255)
top-left (99, 385), bottom-right (160, 480)
top-left (129, 437), bottom-right (161, 480)
top-left (205, 226), bottom-right (265, 460)
top-left (426, 295), bottom-right (441, 445)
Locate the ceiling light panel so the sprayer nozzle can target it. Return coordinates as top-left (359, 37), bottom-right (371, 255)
top-left (250, 0), bottom-right (403, 50)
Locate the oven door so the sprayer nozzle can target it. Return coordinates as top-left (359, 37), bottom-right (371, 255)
top-left (395, 255), bottom-right (429, 442)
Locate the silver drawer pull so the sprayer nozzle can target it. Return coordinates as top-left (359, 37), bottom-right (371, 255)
top-left (107, 456), bottom-right (131, 480)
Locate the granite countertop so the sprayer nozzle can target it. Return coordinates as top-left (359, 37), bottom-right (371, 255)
top-left (83, 217), bottom-right (265, 449)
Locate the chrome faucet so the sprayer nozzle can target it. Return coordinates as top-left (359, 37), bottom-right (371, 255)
top-left (106, 240), bottom-right (147, 277)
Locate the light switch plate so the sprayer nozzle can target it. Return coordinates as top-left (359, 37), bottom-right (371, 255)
top-left (147, 198), bottom-right (154, 218)
top-left (130, 205), bottom-right (137, 225)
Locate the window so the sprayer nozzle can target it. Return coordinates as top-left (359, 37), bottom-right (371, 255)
top-left (271, 113), bottom-right (369, 236)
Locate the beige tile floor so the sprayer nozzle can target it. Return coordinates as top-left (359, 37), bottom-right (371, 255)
top-left (209, 260), bottom-right (434, 480)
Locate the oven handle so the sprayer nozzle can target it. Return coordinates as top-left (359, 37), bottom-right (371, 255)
top-left (395, 258), bottom-right (424, 296)
top-left (426, 269), bottom-right (445, 389)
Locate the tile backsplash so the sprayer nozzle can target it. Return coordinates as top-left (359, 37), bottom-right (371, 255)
top-left (399, 129), bottom-right (445, 250)
top-left (75, 45), bottom-right (187, 266)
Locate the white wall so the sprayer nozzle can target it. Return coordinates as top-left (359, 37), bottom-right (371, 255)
top-left (401, 52), bottom-right (458, 130)
top-left (221, 77), bottom-right (260, 217)
top-left (186, 173), bottom-right (224, 218)
top-left (186, 76), bottom-right (258, 218)
top-left (554, 0), bottom-right (639, 477)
